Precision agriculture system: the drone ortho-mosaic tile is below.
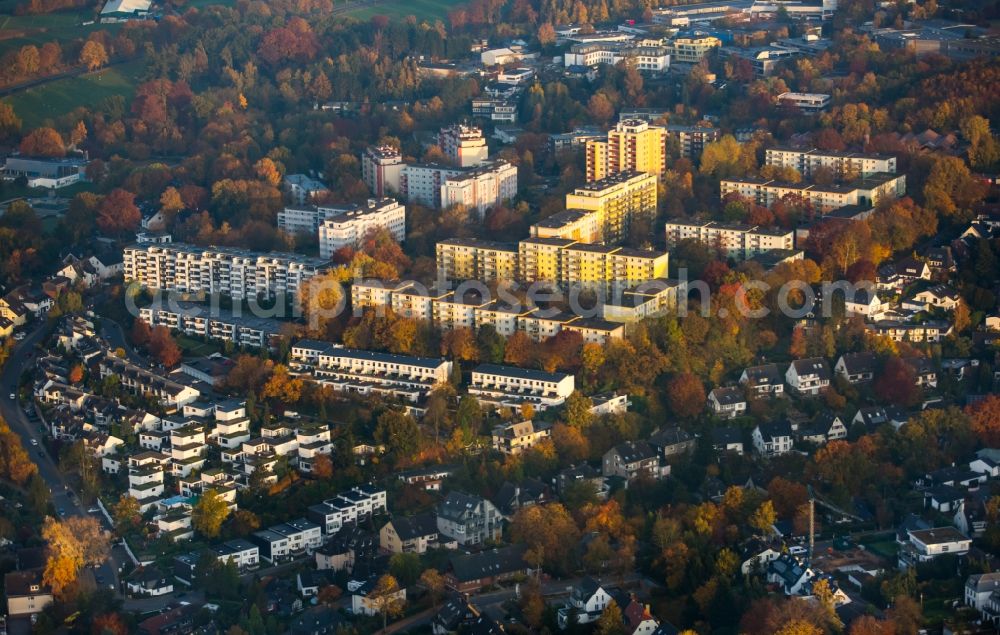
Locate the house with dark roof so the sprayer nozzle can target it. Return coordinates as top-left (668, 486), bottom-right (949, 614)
top-left (437, 491), bottom-right (502, 546)
top-left (444, 546), bottom-right (531, 594)
top-left (648, 427), bottom-right (696, 459)
top-left (379, 513), bottom-right (439, 554)
top-left (707, 386), bottom-right (747, 418)
top-left (767, 554), bottom-right (815, 595)
top-left (557, 577), bottom-right (616, 628)
top-left (798, 413), bottom-right (847, 445)
top-left (752, 421), bottom-right (794, 457)
top-left (432, 594), bottom-right (480, 634)
top-left (493, 479), bottom-right (549, 519)
top-left (852, 405), bottom-right (908, 432)
top-left (843, 287), bottom-right (887, 319)
top-left (904, 356), bottom-right (937, 388)
top-left (138, 603), bottom-right (199, 635)
top-left (965, 572), bottom-right (1000, 614)
top-left (555, 463), bottom-right (607, 498)
top-left (602, 441), bottom-right (662, 480)
top-left (125, 566), bottom-right (173, 597)
top-left (711, 426), bottom-right (744, 456)
top-left (835, 352), bottom-right (876, 384)
top-left (786, 358), bottom-right (831, 395)
top-left (924, 484), bottom-right (965, 513)
top-left (739, 363), bottom-right (784, 397)
top-left (4, 569), bottom-right (52, 618)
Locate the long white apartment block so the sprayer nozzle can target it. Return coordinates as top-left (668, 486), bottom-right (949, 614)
top-left (123, 243), bottom-right (331, 302)
top-left (765, 147), bottom-right (897, 178)
top-left (720, 172), bottom-right (905, 214)
top-left (664, 220), bottom-right (794, 260)
top-left (470, 363), bottom-right (576, 410)
top-left (289, 341), bottom-right (452, 402)
top-left (317, 199), bottom-right (405, 258)
top-left (139, 303), bottom-right (280, 350)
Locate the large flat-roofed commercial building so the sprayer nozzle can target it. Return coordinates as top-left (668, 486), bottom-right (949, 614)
top-left (124, 243), bottom-right (331, 302)
top-left (318, 199), bottom-right (405, 258)
top-left (664, 220), bottom-right (794, 260)
top-left (776, 91), bottom-right (831, 111)
top-left (564, 43), bottom-right (670, 73)
top-left (1, 156), bottom-right (88, 189)
top-left (565, 170), bottom-right (658, 243)
top-left (470, 363), bottom-right (575, 410)
top-left (765, 147), bottom-right (897, 178)
top-left (720, 173), bottom-right (906, 214)
top-left (585, 120), bottom-right (667, 182)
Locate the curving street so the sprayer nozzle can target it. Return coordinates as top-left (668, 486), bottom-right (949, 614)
top-left (0, 323), bottom-right (122, 598)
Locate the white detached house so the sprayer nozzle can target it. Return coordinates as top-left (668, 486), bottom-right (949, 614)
top-left (786, 358), bottom-right (831, 395)
top-left (558, 577), bottom-right (613, 628)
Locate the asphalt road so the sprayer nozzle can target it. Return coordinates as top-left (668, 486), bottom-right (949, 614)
top-left (0, 323), bottom-right (122, 594)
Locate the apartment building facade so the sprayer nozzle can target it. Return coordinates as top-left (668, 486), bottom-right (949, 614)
top-left (664, 220), bottom-right (794, 260)
top-left (720, 173), bottom-right (906, 214)
top-left (361, 145), bottom-right (405, 197)
top-left (439, 124), bottom-right (489, 167)
top-left (469, 363), bottom-right (576, 410)
top-left (666, 36), bottom-right (722, 63)
top-left (565, 170), bottom-right (658, 242)
top-left (765, 147), bottom-right (897, 178)
top-left (585, 120), bottom-right (666, 182)
top-left (318, 199), bottom-right (406, 258)
top-left (439, 160), bottom-right (518, 217)
top-left (435, 238), bottom-right (518, 283)
top-left (564, 43), bottom-right (670, 73)
top-left (124, 244), bottom-right (331, 302)
top-left (139, 304), bottom-right (280, 350)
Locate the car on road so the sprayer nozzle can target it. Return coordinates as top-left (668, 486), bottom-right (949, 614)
top-left (8, 393), bottom-right (14, 400)
top-left (29, 439), bottom-right (37, 446)
top-left (88, 507), bottom-right (99, 514)
top-left (14, 332), bottom-right (24, 341)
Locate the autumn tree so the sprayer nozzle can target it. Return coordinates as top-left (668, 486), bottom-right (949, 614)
top-left (419, 568), bottom-right (445, 607)
top-left (92, 612), bottom-right (128, 635)
top-left (968, 394), bottom-right (1000, 447)
top-left (80, 40), bottom-right (108, 71)
top-left (594, 600), bottom-right (627, 635)
top-left (749, 500), bottom-right (776, 535)
top-left (874, 357), bottom-right (920, 408)
top-left (160, 186), bottom-right (184, 216)
top-left (43, 516), bottom-right (107, 597)
top-left (261, 364), bottom-right (304, 403)
top-left (961, 115), bottom-right (1000, 172)
top-left (96, 188), bottom-right (141, 236)
top-left (537, 23), bottom-right (556, 46)
top-left (192, 489), bottom-right (230, 538)
top-left (509, 503), bottom-right (581, 575)
top-left (254, 157), bottom-right (282, 187)
top-left (923, 155), bottom-right (986, 221)
top-left (312, 454), bottom-right (333, 479)
top-left (19, 126), bottom-right (64, 157)
top-left (148, 325), bottom-right (181, 368)
top-left (299, 270), bottom-right (345, 337)
top-left (666, 373), bottom-right (706, 419)
top-left (229, 509), bottom-right (261, 537)
top-left (367, 574), bottom-right (406, 633)
top-left (0, 103), bottom-right (20, 142)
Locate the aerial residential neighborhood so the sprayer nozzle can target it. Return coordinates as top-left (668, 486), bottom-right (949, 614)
top-left (0, 0), bottom-right (997, 633)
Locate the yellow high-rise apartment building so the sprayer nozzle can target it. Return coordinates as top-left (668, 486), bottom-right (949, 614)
top-left (564, 170), bottom-right (658, 244)
top-left (585, 119), bottom-right (667, 182)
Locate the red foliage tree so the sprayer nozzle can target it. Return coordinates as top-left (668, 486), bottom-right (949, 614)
top-left (967, 394), bottom-right (1000, 447)
top-left (96, 188), bottom-right (141, 236)
top-left (19, 127), bottom-right (64, 157)
top-left (874, 356), bottom-right (920, 408)
top-left (666, 372), bottom-right (706, 419)
top-left (148, 325), bottom-right (182, 368)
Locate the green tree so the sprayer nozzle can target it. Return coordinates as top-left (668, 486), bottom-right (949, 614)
top-left (388, 552), bottom-right (421, 586)
top-left (374, 410), bottom-right (421, 457)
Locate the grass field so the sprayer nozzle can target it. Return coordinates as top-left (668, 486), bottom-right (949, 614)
top-left (176, 334), bottom-right (223, 357)
top-left (0, 6), bottom-right (115, 57)
top-left (3, 57), bottom-right (146, 128)
top-left (339, 0), bottom-right (466, 21)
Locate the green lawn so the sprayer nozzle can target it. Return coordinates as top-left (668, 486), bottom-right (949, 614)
top-left (176, 334), bottom-right (223, 358)
top-left (3, 57), bottom-right (146, 128)
top-left (0, 7), bottom-right (113, 57)
top-left (340, 0), bottom-right (466, 22)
